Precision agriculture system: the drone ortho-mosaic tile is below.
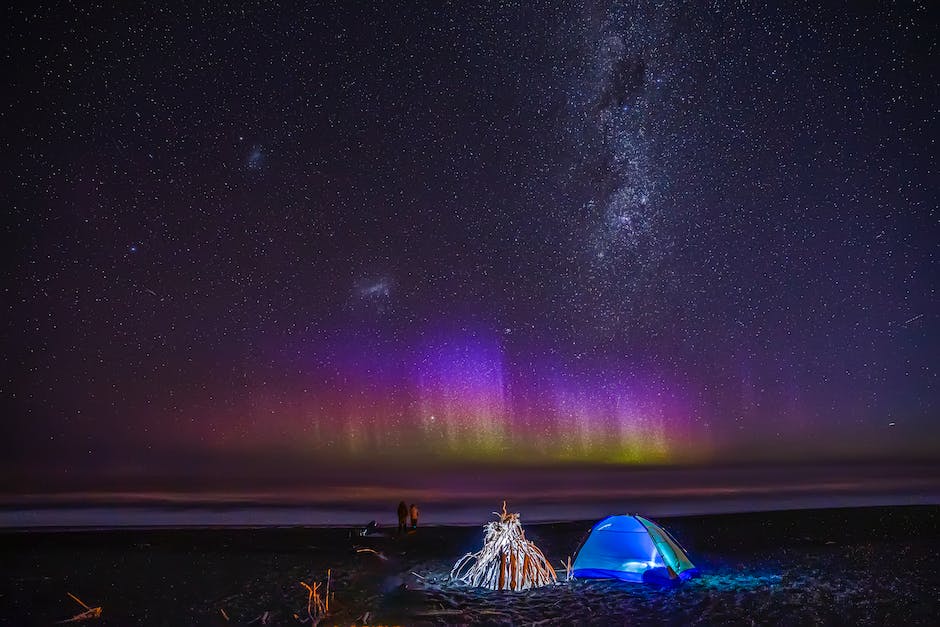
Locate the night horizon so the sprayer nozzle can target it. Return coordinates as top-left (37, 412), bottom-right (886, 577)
top-left (4, 1), bottom-right (937, 498)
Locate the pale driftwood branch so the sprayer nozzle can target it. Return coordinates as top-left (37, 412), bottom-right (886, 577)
top-left (355, 547), bottom-right (388, 560)
top-left (56, 593), bottom-right (102, 623)
top-left (262, 611), bottom-right (272, 625)
top-left (247, 610), bottom-right (273, 625)
top-left (298, 569), bottom-right (331, 625)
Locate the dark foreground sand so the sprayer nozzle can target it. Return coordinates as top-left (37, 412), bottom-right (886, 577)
top-left (1, 505), bottom-right (938, 626)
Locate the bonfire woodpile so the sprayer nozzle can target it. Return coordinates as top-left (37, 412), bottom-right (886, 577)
top-left (451, 502), bottom-right (557, 591)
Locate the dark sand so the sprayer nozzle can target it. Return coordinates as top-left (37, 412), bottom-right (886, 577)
top-left (2, 505), bottom-right (938, 625)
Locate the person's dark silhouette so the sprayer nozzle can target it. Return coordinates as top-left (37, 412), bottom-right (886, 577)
top-left (409, 503), bottom-right (419, 529)
top-left (397, 501), bottom-right (408, 535)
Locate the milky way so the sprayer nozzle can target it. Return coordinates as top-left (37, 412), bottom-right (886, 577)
top-left (4, 1), bottom-right (936, 487)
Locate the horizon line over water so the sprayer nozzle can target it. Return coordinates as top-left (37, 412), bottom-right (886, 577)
top-left (3, 495), bottom-right (938, 530)
top-left (3, 465), bottom-right (939, 529)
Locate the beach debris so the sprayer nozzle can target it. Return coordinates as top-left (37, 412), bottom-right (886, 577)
top-left (297, 569), bottom-right (331, 624)
top-left (451, 501), bottom-right (557, 591)
top-left (558, 555), bottom-right (573, 581)
top-left (219, 607), bottom-right (230, 621)
top-left (56, 592), bottom-right (102, 623)
top-left (356, 547), bottom-right (389, 560)
top-left (416, 609), bottom-right (465, 617)
top-left (247, 610), bottom-right (273, 624)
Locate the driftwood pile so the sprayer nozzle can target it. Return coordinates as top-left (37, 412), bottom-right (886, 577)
top-left (451, 502), bottom-right (557, 591)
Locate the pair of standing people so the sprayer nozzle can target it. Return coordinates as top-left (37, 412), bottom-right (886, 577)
top-left (397, 501), bottom-right (419, 534)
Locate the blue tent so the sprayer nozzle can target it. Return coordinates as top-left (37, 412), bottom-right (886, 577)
top-left (571, 514), bottom-right (697, 583)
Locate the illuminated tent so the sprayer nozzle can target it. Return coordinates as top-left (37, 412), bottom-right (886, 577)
top-left (571, 514), bottom-right (697, 583)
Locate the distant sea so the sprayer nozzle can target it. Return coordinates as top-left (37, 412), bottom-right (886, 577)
top-left (3, 492), bottom-right (938, 529)
top-left (5, 462), bottom-right (938, 529)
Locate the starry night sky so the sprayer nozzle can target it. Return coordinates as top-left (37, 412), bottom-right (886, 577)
top-left (4, 1), bottom-right (938, 493)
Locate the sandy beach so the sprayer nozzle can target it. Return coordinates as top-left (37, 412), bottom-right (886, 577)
top-left (2, 505), bottom-right (938, 625)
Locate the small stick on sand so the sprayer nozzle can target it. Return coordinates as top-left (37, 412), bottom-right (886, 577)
top-left (246, 611), bottom-right (272, 625)
top-left (356, 547), bottom-right (388, 560)
top-left (416, 609), bottom-right (464, 616)
top-left (56, 593), bottom-right (102, 623)
top-left (298, 570), bottom-right (332, 625)
top-left (219, 608), bottom-right (230, 621)
top-left (299, 582), bottom-right (316, 622)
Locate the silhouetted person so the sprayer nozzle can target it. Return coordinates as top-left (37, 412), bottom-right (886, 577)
top-left (397, 501), bottom-right (408, 535)
top-left (409, 503), bottom-right (419, 529)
